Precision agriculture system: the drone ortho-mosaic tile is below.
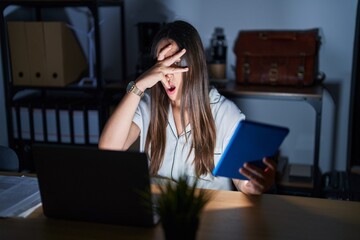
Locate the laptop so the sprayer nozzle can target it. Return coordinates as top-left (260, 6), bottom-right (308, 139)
top-left (212, 120), bottom-right (289, 180)
top-left (32, 143), bottom-right (159, 227)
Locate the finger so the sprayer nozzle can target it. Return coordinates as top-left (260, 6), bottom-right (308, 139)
top-left (263, 157), bottom-right (276, 171)
top-left (242, 165), bottom-right (270, 192)
top-left (163, 49), bottom-right (187, 66)
top-left (248, 182), bottom-right (264, 194)
top-left (239, 167), bottom-right (251, 179)
top-left (243, 162), bottom-right (264, 178)
top-left (157, 44), bottom-right (173, 61)
top-left (159, 66), bottom-right (188, 80)
top-left (164, 66), bottom-right (189, 75)
top-left (239, 167), bottom-right (262, 182)
top-left (243, 177), bottom-right (264, 194)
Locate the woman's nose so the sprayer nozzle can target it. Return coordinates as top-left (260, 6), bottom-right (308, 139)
top-left (167, 74), bottom-right (174, 81)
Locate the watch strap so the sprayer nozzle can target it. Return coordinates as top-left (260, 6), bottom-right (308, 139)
top-left (127, 81), bottom-right (144, 97)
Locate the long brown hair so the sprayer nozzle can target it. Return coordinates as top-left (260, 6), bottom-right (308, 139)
top-left (145, 20), bottom-right (216, 177)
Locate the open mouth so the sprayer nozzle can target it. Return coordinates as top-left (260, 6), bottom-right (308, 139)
top-left (168, 85), bottom-right (176, 93)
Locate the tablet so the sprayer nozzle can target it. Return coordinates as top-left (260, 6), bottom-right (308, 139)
top-left (212, 120), bottom-right (289, 180)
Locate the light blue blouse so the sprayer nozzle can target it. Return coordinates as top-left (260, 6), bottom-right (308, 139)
top-left (133, 87), bottom-right (245, 190)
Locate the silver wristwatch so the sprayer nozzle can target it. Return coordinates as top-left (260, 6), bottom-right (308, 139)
top-left (126, 81), bottom-right (144, 97)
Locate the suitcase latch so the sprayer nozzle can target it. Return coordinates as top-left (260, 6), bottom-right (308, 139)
top-left (243, 62), bottom-right (250, 82)
top-left (269, 64), bottom-right (278, 83)
top-left (297, 66), bottom-right (305, 79)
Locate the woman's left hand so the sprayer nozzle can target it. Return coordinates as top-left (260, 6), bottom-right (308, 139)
top-left (234, 157), bottom-right (277, 195)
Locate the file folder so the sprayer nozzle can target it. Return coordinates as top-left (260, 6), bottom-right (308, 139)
top-left (87, 109), bottom-right (99, 144)
top-left (45, 109), bottom-right (58, 142)
top-left (72, 108), bottom-right (86, 144)
top-left (19, 107), bottom-right (31, 140)
top-left (11, 107), bottom-right (19, 139)
top-left (33, 108), bottom-right (44, 141)
top-left (43, 22), bottom-right (88, 87)
top-left (7, 22), bottom-right (30, 86)
top-left (7, 21), bottom-right (88, 87)
top-left (26, 22), bottom-right (46, 86)
top-left (59, 109), bottom-right (71, 143)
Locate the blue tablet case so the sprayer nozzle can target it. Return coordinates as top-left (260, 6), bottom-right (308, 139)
top-left (212, 120), bottom-right (289, 180)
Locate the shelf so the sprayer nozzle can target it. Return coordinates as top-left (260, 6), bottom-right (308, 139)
top-left (0, 1), bottom-right (124, 8)
top-left (217, 80), bottom-right (323, 100)
top-left (0, 0), bottom-right (126, 171)
top-left (0, 0), bottom-right (126, 87)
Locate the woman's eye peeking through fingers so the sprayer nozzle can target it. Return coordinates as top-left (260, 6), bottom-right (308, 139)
top-left (179, 58), bottom-right (188, 67)
top-left (172, 58), bottom-right (188, 67)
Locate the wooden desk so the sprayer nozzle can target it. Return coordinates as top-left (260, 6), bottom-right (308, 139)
top-left (1, 189), bottom-right (360, 240)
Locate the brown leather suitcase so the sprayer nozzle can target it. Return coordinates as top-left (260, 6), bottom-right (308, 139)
top-left (234, 29), bottom-right (321, 86)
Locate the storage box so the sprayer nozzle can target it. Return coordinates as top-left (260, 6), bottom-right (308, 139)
top-left (7, 21), bottom-right (88, 87)
top-left (234, 29), bottom-right (321, 86)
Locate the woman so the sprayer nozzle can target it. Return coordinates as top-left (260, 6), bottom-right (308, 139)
top-left (99, 20), bottom-right (275, 195)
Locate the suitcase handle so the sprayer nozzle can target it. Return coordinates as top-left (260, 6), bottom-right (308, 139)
top-left (259, 32), bottom-right (297, 41)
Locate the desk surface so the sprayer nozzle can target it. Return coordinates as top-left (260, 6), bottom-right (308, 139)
top-left (1, 188), bottom-right (360, 240)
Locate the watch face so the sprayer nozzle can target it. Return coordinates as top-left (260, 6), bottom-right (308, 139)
top-left (126, 81), bottom-right (134, 92)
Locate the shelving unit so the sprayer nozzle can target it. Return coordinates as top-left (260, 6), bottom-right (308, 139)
top-left (0, 0), bottom-right (126, 171)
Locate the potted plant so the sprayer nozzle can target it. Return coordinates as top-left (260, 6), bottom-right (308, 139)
top-left (154, 175), bottom-right (212, 240)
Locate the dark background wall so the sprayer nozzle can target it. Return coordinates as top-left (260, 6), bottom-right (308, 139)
top-left (0, 0), bottom-right (357, 173)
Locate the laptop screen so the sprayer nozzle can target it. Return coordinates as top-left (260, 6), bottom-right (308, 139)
top-left (32, 143), bottom-right (157, 227)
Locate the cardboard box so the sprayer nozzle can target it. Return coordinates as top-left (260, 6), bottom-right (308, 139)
top-left (7, 21), bottom-right (88, 87)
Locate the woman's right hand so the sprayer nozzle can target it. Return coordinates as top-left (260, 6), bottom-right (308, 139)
top-left (135, 44), bottom-right (189, 91)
